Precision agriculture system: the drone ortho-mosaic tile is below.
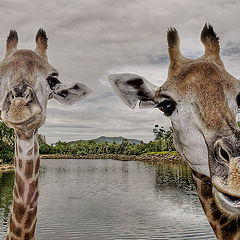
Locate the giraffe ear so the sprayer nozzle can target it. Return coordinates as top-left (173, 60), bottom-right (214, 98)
top-left (108, 73), bottom-right (158, 109)
top-left (35, 28), bottom-right (48, 59)
top-left (51, 82), bottom-right (92, 105)
top-left (5, 30), bottom-right (18, 57)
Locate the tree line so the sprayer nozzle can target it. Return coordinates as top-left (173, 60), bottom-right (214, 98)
top-left (0, 122), bottom-right (175, 164)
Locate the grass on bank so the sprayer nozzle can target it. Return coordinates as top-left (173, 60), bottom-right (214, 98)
top-left (145, 151), bottom-right (178, 156)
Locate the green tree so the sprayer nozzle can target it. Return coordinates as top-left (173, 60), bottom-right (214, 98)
top-left (0, 122), bottom-right (14, 164)
top-left (154, 127), bottom-right (175, 151)
top-left (38, 134), bottom-right (54, 154)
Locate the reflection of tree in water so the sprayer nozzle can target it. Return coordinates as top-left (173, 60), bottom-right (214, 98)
top-left (148, 163), bottom-right (197, 196)
top-left (0, 171), bottom-right (14, 232)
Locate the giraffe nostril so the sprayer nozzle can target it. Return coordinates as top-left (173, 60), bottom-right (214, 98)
top-left (219, 147), bottom-right (230, 162)
top-left (24, 88), bottom-right (33, 100)
top-left (9, 91), bottom-right (15, 100)
top-left (9, 86), bottom-right (34, 101)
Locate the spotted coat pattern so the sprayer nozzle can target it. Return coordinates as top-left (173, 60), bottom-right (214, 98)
top-left (6, 131), bottom-right (40, 240)
top-left (192, 170), bottom-right (240, 240)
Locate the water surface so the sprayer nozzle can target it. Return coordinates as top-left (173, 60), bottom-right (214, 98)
top-left (0, 159), bottom-right (216, 239)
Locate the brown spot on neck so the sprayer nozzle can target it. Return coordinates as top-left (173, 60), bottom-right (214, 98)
top-left (13, 185), bottom-right (19, 199)
top-left (35, 156), bottom-right (40, 175)
top-left (13, 200), bottom-right (26, 223)
top-left (24, 219), bottom-right (36, 240)
top-left (26, 179), bottom-right (38, 206)
top-left (25, 207), bottom-right (37, 229)
top-left (9, 215), bottom-right (22, 237)
top-left (18, 158), bottom-right (23, 169)
top-left (25, 160), bottom-right (33, 179)
top-left (15, 173), bottom-right (24, 197)
top-left (34, 141), bottom-right (38, 153)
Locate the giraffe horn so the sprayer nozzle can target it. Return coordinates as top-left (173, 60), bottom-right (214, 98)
top-left (5, 30), bottom-right (18, 57)
top-left (167, 27), bottom-right (182, 62)
top-left (201, 23), bottom-right (220, 57)
top-left (35, 28), bottom-right (48, 60)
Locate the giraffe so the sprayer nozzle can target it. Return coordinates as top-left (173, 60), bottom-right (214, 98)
top-left (1, 29), bottom-right (92, 240)
top-left (108, 24), bottom-right (240, 240)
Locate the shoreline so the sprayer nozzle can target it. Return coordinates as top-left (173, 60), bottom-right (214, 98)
top-left (0, 153), bottom-right (187, 171)
top-left (0, 164), bottom-right (14, 171)
top-left (40, 153), bottom-right (186, 163)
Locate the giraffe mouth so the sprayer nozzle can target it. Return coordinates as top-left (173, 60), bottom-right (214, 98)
top-left (5, 114), bottom-right (42, 132)
top-left (7, 115), bottom-right (40, 126)
top-left (214, 187), bottom-right (240, 215)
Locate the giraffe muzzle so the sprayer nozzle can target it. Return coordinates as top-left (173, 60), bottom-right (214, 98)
top-left (211, 138), bottom-right (240, 215)
top-left (1, 84), bottom-right (43, 132)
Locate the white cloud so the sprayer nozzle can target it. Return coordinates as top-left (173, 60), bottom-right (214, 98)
top-left (1, 0), bottom-right (240, 143)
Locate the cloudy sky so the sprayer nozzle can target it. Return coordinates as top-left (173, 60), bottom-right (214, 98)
top-left (0, 0), bottom-right (240, 143)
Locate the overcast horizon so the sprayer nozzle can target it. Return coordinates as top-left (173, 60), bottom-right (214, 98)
top-left (0, 0), bottom-right (240, 143)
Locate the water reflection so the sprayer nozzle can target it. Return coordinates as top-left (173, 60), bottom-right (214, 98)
top-left (152, 163), bottom-right (196, 194)
top-left (150, 162), bottom-right (206, 221)
top-left (0, 159), bottom-right (216, 240)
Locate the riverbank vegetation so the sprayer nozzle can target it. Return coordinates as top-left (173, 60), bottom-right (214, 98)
top-left (0, 122), bottom-right (175, 164)
top-left (0, 122), bottom-right (14, 164)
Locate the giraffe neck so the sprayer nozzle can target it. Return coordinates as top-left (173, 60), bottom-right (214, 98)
top-left (191, 169), bottom-right (240, 240)
top-left (6, 130), bottom-right (40, 240)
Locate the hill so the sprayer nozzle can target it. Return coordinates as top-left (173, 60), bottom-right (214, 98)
top-left (71, 136), bottom-right (142, 144)
top-left (93, 136), bottom-right (141, 144)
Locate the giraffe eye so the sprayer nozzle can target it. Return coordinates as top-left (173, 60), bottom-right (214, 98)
top-left (236, 94), bottom-right (240, 108)
top-left (156, 99), bottom-right (176, 116)
top-left (47, 76), bottom-right (61, 90)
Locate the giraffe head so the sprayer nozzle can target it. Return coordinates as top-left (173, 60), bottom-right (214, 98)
top-left (109, 24), bottom-right (240, 218)
top-left (0, 29), bottom-right (92, 137)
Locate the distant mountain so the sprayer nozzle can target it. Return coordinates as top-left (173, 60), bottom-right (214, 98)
top-left (93, 136), bottom-right (141, 144)
top-left (71, 136), bottom-right (142, 144)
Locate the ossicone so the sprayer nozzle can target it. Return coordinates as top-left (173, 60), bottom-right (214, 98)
top-left (167, 27), bottom-right (181, 62)
top-left (35, 28), bottom-right (48, 59)
top-left (6, 30), bottom-right (18, 57)
top-left (201, 23), bottom-right (220, 57)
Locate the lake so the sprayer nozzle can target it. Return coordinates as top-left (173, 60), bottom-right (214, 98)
top-left (0, 159), bottom-right (216, 239)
